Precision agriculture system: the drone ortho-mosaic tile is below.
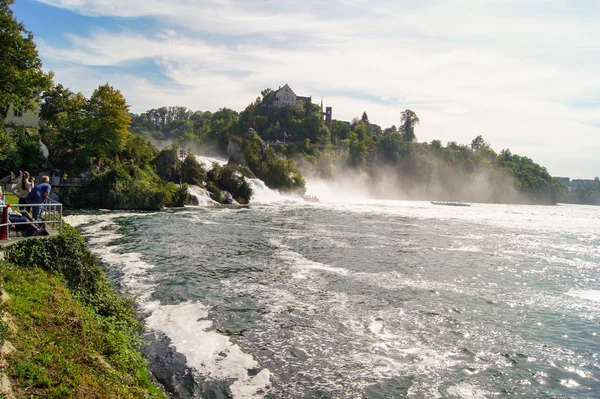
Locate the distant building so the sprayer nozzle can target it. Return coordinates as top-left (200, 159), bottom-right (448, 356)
top-left (324, 106), bottom-right (332, 132)
top-left (4, 104), bottom-right (39, 127)
top-left (273, 84), bottom-right (311, 107)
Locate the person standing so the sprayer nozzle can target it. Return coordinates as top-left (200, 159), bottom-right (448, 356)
top-left (26, 175), bottom-right (51, 220)
top-left (16, 171), bottom-right (34, 213)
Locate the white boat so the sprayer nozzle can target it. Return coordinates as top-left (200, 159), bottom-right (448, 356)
top-left (431, 201), bottom-right (471, 207)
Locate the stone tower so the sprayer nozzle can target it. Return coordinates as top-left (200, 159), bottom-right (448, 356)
top-left (325, 106), bottom-right (332, 132)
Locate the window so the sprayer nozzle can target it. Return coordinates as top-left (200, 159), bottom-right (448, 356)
top-left (13, 108), bottom-right (23, 117)
top-left (284, 95), bottom-right (289, 101)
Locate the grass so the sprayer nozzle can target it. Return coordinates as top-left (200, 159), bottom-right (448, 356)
top-left (0, 262), bottom-right (164, 398)
top-left (0, 226), bottom-right (166, 398)
top-left (3, 192), bottom-right (19, 206)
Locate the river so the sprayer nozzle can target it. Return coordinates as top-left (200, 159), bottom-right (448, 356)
top-left (65, 184), bottom-right (600, 398)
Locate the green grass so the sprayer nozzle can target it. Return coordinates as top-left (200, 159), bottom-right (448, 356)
top-left (0, 263), bottom-right (164, 398)
top-left (3, 192), bottom-right (18, 205)
top-left (0, 226), bottom-right (166, 398)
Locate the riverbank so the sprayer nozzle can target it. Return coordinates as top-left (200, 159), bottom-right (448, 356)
top-left (0, 225), bottom-right (164, 398)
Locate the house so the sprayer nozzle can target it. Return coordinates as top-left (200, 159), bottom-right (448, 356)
top-left (273, 84), bottom-right (311, 107)
top-left (4, 103), bottom-right (39, 127)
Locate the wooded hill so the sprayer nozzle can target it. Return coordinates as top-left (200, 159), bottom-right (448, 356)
top-left (130, 91), bottom-right (565, 204)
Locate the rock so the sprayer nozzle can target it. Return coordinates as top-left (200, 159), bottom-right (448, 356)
top-left (227, 140), bottom-right (247, 166)
top-left (0, 372), bottom-right (15, 399)
top-left (0, 341), bottom-right (16, 356)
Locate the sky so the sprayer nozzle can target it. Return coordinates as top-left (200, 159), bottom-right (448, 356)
top-left (12, 0), bottom-right (600, 178)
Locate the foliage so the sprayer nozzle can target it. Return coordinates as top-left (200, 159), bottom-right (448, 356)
top-left (564, 178), bottom-right (600, 205)
top-left (152, 144), bottom-right (181, 183)
top-left (0, 225), bottom-right (163, 397)
top-left (207, 163), bottom-right (253, 204)
top-left (62, 161), bottom-right (178, 210)
top-left (85, 84), bottom-right (132, 160)
top-left (400, 109), bottom-right (419, 142)
top-left (41, 83), bottom-right (132, 174)
top-left (171, 183), bottom-right (189, 207)
top-left (127, 90), bottom-right (565, 204)
top-left (182, 152), bottom-right (207, 185)
top-left (0, 125), bottom-right (46, 175)
top-left (41, 85), bottom-right (89, 173)
top-left (241, 132), bottom-right (305, 193)
top-left (0, 0), bottom-right (53, 119)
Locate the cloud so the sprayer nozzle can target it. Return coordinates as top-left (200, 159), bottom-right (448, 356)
top-left (34, 0), bottom-right (600, 178)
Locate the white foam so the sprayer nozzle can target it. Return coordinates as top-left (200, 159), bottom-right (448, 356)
top-left (68, 212), bottom-right (271, 398)
top-left (248, 179), bottom-right (303, 205)
top-left (277, 248), bottom-right (349, 279)
top-left (446, 383), bottom-right (489, 398)
top-left (187, 185), bottom-right (219, 206)
top-left (195, 154), bottom-right (228, 168)
top-left (144, 301), bottom-right (270, 398)
top-left (566, 290), bottom-right (600, 303)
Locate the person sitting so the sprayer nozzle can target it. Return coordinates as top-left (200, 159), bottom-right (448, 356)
top-left (0, 189), bottom-right (43, 236)
top-left (26, 175), bottom-right (51, 221)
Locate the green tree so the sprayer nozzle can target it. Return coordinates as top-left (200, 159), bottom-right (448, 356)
top-left (41, 85), bottom-right (89, 172)
top-left (0, 0), bottom-right (53, 119)
top-left (470, 135), bottom-right (489, 151)
top-left (260, 88), bottom-right (276, 106)
top-left (121, 134), bottom-right (158, 166)
top-left (182, 151), bottom-right (207, 185)
top-left (152, 144), bottom-right (180, 182)
top-left (85, 83), bottom-right (131, 160)
top-left (400, 109), bottom-right (419, 142)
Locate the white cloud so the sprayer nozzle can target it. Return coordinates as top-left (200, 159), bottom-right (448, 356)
top-left (35, 0), bottom-right (600, 178)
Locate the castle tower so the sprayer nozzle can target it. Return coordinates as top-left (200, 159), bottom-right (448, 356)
top-left (325, 106), bottom-right (332, 132)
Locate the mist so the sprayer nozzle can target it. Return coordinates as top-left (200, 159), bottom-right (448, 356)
top-left (298, 152), bottom-right (529, 204)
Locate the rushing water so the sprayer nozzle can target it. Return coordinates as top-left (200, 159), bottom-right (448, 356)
top-left (66, 194), bottom-right (600, 398)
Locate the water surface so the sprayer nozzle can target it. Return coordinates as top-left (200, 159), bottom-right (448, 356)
top-left (67, 200), bottom-right (600, 398)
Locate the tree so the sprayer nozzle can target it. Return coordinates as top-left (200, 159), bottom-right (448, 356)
top-left (41, 85), bottom-right (89, 172)
top-left (361, 111), bottom-right (369, 123)
top-left (260, 88), bottom-right (276, 106)
top-left (0, 0), bottom-right (53, 119)
top-left (182, 151), bottom-right (207, 185)
top-left (400, 109), bottom-right (419, 142)
top-left (85, 83), bottom-right (131, 160)
top-left (40, 84), bottom-right (77, 124)
top-left (471, 135), bottom-right (489, 151)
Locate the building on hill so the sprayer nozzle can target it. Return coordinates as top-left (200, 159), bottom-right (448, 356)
top-left (4, 104), bottom-right (39, 127)
top-left (273, 84), bottom-right (312, 107)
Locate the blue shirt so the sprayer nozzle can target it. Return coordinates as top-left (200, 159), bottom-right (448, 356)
top-left (26, 183), bottom-right (51, 203)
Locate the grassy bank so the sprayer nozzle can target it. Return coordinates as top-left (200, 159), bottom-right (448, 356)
top-left (0, 225), bottom-right (164, 398)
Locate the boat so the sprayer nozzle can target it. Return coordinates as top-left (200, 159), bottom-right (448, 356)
top-left (303, 195), bottom-right (320, 203)
top-left (431, 201), bottom-right (471, 207)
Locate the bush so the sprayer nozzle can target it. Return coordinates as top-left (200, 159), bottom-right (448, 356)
top-left (3, 226), bottom-right (149, 380)
top-left (63, 161), bottom-right (175, 210)
top-left (207, 163), bottom-right (253, 204)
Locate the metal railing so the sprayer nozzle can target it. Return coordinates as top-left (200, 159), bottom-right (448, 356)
top-left (0, 199), bottom-right (63, 240)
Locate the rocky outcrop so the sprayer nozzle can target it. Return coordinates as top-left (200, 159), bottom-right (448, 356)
top-left (227, 139), bottom-right (247, 166)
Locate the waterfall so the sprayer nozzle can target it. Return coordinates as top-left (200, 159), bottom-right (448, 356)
top-left (248, 179), bottom-right (303, 205)
top-left (193, 154), bottom-right (301, 205)
top-left (195, 155), bottom-right (227, 168)
top-left (187, 185), bottom-right (218, 206)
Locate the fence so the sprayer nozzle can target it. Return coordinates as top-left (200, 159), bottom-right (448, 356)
top-left (0, 198), bottom-right (63, 240)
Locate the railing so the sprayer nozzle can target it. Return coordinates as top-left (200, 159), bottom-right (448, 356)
top-left (0, 199), bottom-right (63, 240)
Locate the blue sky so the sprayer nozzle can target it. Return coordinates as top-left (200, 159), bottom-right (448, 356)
top-left (13, 0), bottom-right (600, 178)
